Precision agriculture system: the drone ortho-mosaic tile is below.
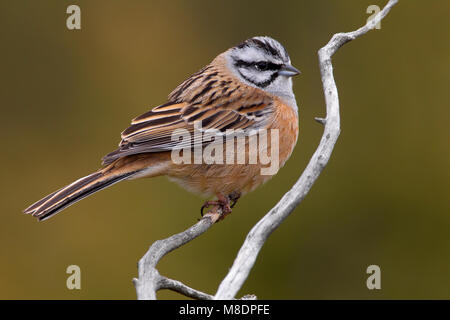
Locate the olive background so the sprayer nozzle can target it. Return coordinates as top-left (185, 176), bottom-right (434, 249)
top-left (1, 0), bottom-right (449, 299)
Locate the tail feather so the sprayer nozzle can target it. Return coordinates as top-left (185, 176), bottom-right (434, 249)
top-left (24, 170), bottom-right (136, 221)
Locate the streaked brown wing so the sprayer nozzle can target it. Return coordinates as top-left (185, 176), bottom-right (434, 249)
top-left (102, 102), bottom-right (190, 164)
top-left (180, 85), bottom-right (274, 132)
top-left (102, 66), bottom-right (275, 165)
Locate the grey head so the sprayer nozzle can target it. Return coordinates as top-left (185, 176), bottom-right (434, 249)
top-left (225, 36), bottom-right (300, 108)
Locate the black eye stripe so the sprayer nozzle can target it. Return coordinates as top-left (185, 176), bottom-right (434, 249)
top-left (237, 69), bottom-right (279, 88)
top-left (234, 59), bottom-right (281, 71)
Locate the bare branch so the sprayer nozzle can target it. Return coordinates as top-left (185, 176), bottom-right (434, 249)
top-left (314, 117), bottom-right (327, 125)
top-left (158, 276), bottom-right (214, 300)
top-left (156, 276), bottom-right (258, 300)
top-left (213, 0), bottom-right (398, 300)
top-left (133, 211), bottom-right (221, 300)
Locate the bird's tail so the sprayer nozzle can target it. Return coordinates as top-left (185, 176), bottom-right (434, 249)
top-left (23, 168), bottom-right (137, 221)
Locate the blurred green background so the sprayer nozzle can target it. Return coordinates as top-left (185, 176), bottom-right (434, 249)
top-left (1, 0), bottom-right (449, 299)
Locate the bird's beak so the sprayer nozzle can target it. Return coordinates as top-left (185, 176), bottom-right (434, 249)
top-left (278, 64), bottom-right (301, 77)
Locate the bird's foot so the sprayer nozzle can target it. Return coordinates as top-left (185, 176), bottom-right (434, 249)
top-left (201, 192), bottom-right (240, 221)
top-left (228, 191), bottom-right (241, 208)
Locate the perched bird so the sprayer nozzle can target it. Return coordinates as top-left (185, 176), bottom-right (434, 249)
top-left (24, 36), bottom-right (300, 221)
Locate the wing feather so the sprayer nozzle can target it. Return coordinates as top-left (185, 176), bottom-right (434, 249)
top-left (102, 65), bottom-right (275, 165)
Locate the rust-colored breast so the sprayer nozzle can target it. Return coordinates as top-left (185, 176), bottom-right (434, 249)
top-left (270, 99), bottom-right (299, 169)
top-left (165, 98), bottom-right (299, 197)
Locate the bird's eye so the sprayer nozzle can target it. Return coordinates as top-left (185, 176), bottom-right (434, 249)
top-left (255, 61), bottom-right (269, 71)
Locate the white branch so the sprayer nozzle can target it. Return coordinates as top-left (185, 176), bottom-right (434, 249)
top-left (213, 0), bottom-right (398, 299)
top-left (158, 276), bottom-right (215, 300)
top-left (133, 211), bottom-right (221, 300)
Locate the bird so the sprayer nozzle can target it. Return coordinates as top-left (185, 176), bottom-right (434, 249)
top-left (24, 36), bottom-right (300, 221)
